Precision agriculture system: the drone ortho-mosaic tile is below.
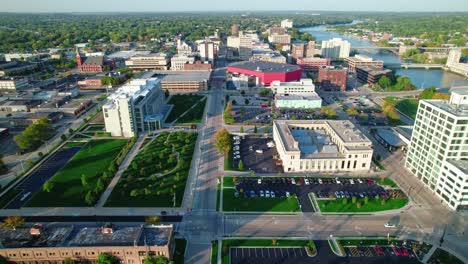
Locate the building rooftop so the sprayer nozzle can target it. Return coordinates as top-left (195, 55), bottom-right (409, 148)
top-left (356, 66), bottom-right (392, 75)
top-left (376, 128), bottom-right (407, 147)
top-left (0, 224), bottom-right (173, 249)
top-left (108, 50), bottom-right (151, 59)
top-left (274, 120), bottom-right (372, 159)
top-left (345, 54), bottom-right (382, 62)
top-left (105, 78), bottom-right (161, 107)
top-left (151, 70), bottom-right (211, 83)
top-left (447, 160), bottom-right (468, 175)
top-left (275, 94), bottom-right (321, 101)
top-left (228, 61), bottom-right (300, 73)
top-left (271, 79), bottom-right (314, 87)
top-left (83, 56), bottom-right (104, 66)
top-left (423, 100), bottom-right (468, 117)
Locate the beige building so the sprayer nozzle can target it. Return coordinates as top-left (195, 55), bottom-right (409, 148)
top-left (171, 54), bottom-right (196, 71)
top-left (268, 34), bottom-right (291, 45)
top-left (125, 53), bottom-right (170, 71)
top-left (0, 224), bottom-right (174, 264)
top-left (273, 120), bottom-right (373, 172)
top-left (345, 55), bottom-right (384, 72)
top-left (153, 71), bottom-right (211, 94)
top-left (0, 77), bottom-right (29, 91)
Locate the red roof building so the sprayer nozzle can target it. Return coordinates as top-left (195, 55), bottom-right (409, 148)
top-left (227, 61), bottom-right (302, 86)
top-left (318, 66), bottom-right (348, 91)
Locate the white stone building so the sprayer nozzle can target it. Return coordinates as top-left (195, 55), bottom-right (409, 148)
top-left (321, 38), bottom-right (351, 59)
top-left (171, 54), bottom-right (195, 71)
top-left (103, 78), bottom-right (166, 137)
top-left (273, 120), bottom-right (373, 172)
top-left (281, 19), bottom-right (293, 29)
top-left (405, 89), bottom-right (468, 210)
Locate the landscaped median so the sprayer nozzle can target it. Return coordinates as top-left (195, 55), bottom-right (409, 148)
top-left (220, 239), bottom-right (316, 264)
top-left (222, 176), bottom-right (300, 213)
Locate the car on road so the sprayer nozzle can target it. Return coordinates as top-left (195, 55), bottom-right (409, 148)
top-left (20, 192), bottom-right (31, 201)
top-left (304, 179), bottom-right (310, 185)
top-left (257, 179), bottom-right (262, 185)
top-left (385, 222), bottom-right (396, 228)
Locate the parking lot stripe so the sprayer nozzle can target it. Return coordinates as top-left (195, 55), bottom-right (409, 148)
top-left (280, 248), bottom-right (284, 257)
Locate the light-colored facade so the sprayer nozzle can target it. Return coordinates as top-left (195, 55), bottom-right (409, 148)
top-left (0, 77), bottom-right (28, 91)
top-left (171, 54), bottom-right (196, 71)
top-left (321, 38), bottom-right (351, 59)
top-left (345, 55), bottom-right (384, 72)
top-left (281, 19), bottom-right (293, 29)
top-left (405, 90), bottom-right (468, 210)
top-left (125, 53), bottom-right (170, 71)
top-left (154, 71), bottom-right (211, 94)
top-left (273, 120), bottom-right (373, 172)
top-left (250, 51), bottom-right (287, 64)
top-left (198, 41), bottom-right (215, 63)
top-left (177, 39), bottom-right (193, 55)
top-left (268, 34), bottom-right (291, 45)
top-left (275, 94), bottom-right (322, 109)
top-left (445, 49), bottom-right (468, 77)
top-left (270, 79), bottom-right (316, 95)
top-left (0, 224), bottom-right (174, 264)
top-left (103, 78), bottom-right (166, 137)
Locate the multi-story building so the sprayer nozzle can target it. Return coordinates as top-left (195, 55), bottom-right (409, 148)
top-left (267, 27), bottom-right (286, 36)
top-left (125, 53), bottom-right (170, 71)
top-left (291, 41), bottom-right (316, 59)
top-left (231, 24), bottom-right (240, 35)
top-left (227, 61), bottom-right (302, 87)
top-left (445, 49), bottom-right (468, 77)
top-left (273, 120), bottom-right (373, 172)
top-left (268, 34), bottom-right (291, 45)
top-left (318, 66), bottom-right (348, 91)
top-left (0, 61), bottom-right (38, 77)
top-left (296, 57), bottom-right (331, 72)
top-left (321, 38), bottom-right (351, 59)
top-left (356, 66), bottom-right (392, 85)
top-left (405, 90), bottom-right (468, 210)
top-left (281, 19), bottom-right (293, 29)
top-left (153, 71), bottom-right (211, 94)
top-left (270, 79), bottom-right (316, 95)
top-left (0, 224), bottom-right (174, 263)
top-left (177, 39), bottom-right (193, 55)
top-left (227, 31), bottom-right (259, 60)
top-left (184, 61), bottom-right (212, 71)
top-left (345, 55), bottom-right (384, 72)
top-left (103, 78), bottom-right (166, 137)
top-left (250, 51), bottom-right (287, 64)
top-left (171, 54), bottom-right (196, 71)
top-left (0, 77), bottom-right (29, 92)
top-left (275, 94), bottom-right (322, 109)
top-left (198, 41), bottom-right (215, 63)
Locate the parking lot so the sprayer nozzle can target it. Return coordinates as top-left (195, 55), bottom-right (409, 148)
top-left (344, 245), bottom-right (417, 258)
top-left (4, 146), bottom-right (81, 209)
top-left (234, 177), bottom-right (387, 212)
top-left (232, 107), bottom-right (271, 124)
top-left (230, 241), bottom-right (421, 264)
top-left (236, 136), bottom-right (281, 173)
top-left (230, 247), bottom-right (310, 264)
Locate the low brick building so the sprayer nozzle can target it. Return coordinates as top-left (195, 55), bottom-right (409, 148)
top-left (184, 61), bottom-right (212, 71)
top-left (318, 66), bottom-right (348, 91)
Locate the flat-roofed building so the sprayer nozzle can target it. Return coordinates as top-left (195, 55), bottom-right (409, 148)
top-left (250, 51), bottom-right (287, 64)
top-left (405, 90), bottom-right (468, 210)
top-left (125, 53), bottom-right (170, 71)
top-left (0, 77), bottom-right (29, 92)
top-left (198, 41), bottom-right (215, 63)
top-left (296, 57), bottom-right (331, 72)
top-left (356, 66), bottom-right (392, 85)
top-left (103, 78), bottom-right (166, 137)
top-left (184, 61), bottom-right (212, 71)
top-left (273, 120), bottom-right (373, 172)
top-left (270, 79), bottom-right (316, 95)
top-left (317, 66), bottom-right (347, 91)
top-left (152, 71), bottom-right (211, 94)
top-left (0, 61), bottom-right (38, 77)
top-left (281, 19), bottom-right (293, 29)
top-left (345, 55), bottom-right (384, 72)
top-left (171, 54), bottom-right (196, 71)
top-left (275, 94), bottom-right (322, 109)
top-left (321, 38), bottom-right (351, 59)
top-left (0, 224), bottom-right (174, 263)
top-left (0, 99), bottom-right (41, 112)
top-left (268, 34), bottom-right (291, 45)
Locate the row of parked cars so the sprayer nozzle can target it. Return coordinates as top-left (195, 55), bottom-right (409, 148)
top-left (232, 135), bottom-right (244, 160)
top-left (315, 190), bottom-right (390, 199)
top-left (239, 177), bottom-right (376, 186)
top-left (235, 190), bottom-right (290, 199)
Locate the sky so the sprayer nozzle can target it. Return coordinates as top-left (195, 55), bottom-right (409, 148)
top-left (1, 0), bottom-right (468, 12)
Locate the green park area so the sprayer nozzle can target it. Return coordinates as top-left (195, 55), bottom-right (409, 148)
top-left (222, 188), bottom-right (300, 212)
top-left (429, 248), bottom-right (464, 264)
top-left (219, 239), bottom-right (315, 264)
top-left (317, 197), bottom-right (407, 213)
top-left (26, 139), bottom-right (128, 207)
top-left (166, 94), bottom-right (206, 123)
top-left (105, 131), bottom-right (197, 207)
top-left (384, 97), bottom-right (419, 119)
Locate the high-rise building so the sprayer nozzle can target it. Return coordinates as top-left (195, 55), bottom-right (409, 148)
top-left (291, 41), bottom-right (316, 59)
top-left (445, 48), bottom-right (468, 77)
top-left (321, 38), bottom-right (351, 59)
top-left (281, 19), bottom-right (293, 29)
top-left (405, 90), bottom-right (468, 210)
top-left (198, 41), bottom-right (215, 63)
top-left (296, 57), bottom-right (331, 72)
top-left (103, 78), bottom-right (166, 137)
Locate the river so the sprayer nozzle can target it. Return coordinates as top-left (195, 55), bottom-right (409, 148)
top-left (300, 24), bottom-right (467, 89)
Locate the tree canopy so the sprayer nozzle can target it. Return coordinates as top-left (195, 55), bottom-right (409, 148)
top-left (213, 128), bottom-right (231, 157)
top-left (14, 118), bottom-right (53, 152)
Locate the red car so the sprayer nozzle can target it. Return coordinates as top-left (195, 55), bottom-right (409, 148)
top-left (374, 245), bottom-right (384, 255)
top-left (393, 246), bottom-right (402, 256)
top-left (367, 178), bottom-right (374, 184)
top-left (401, 247), bottom-right (409, 257)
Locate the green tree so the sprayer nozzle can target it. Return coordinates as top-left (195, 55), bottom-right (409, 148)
top-left (378, 76), bottom-right (392, 89)
top-left (144, 256), bottom-right (170, 264)
top-left (364, 196), bottom-right (369, 204)
top-left (342, 198), bottom-right (348, 205)
top-left (97, 253), bottom-right (117, 264)
top-left (238, 160), bottom-right (244, 171)
top-left (259, 88), bottom-right (270, 96)
top-left (239, 126), bottom-right (244, 133)
top-left (96, 178), bottom-right (105, 192)
top-left (352, 196), bottom-right (357, 204)
top-left (346, 107), bottom-right (359, 116)
top-left (253, 126), bottom-right (258, 134)
top-left (2, 216), bottom-right (25, 230)
top-left (60, 134), bottom-right (67, 141)
top-left (213, 128), bottom-right (231, 157)
top-left (14, 118), bottom-right (53, 151)
top-left (419, 86), bottom-right (436, 99)
top-left (81, 174), bottom-right (88, 187)
top-left (0, 154), bottom-right (7, 174)
top-left (85, 191), bottom-right (95, 205)
top-left (43, 180), bottom-right (54, 193)
top-left (145, 216), bottom-right (161, 225)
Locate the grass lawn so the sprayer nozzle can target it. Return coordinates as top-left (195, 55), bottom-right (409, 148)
top-left (177, 98), bottom-right (206, 124)
top-left (221, 240), bottom-right (312, 264)
top-left (429, 248), bottom-right (464, 264)
top-left (211, 241), bottom-right (218, 264)
top-left (222, 189), bottom-right (300, 212)
top-left (338, 238), bottom-right (402, 247)
top-left (223, 177), bottom-right (236, 188)
top-left (216, 183), bottom-right (221, 211)
top-left (384, 97), bottom-right (419, 120)
top-left (378, 178), bottom-right (398, 188)
top-left (166, 94), bottom-right (205, 123)
top-left (173, 239), bottom-right (187, 264)
top-left (25, 139), bottom-right (128, 207)
top-left (317, 198), bottom-right (407, 213)
top-left (63, 141), bottom-right (87, 148)
top-left (105, 131), bottom-right (197, 207)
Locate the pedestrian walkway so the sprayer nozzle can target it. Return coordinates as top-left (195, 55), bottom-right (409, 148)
top-left (421, 245), bottom-right (438, 263)
top-left (95, 133), bottom-right (147, 207)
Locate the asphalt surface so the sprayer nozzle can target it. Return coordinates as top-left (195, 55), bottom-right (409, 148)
top-left (234, 177), bottom-right (387, 212)
top-left (230, 241), bottom-right (421, 264)
top-left (239, 136), bottom-right (281, 173)
top-left (4, 146), bottom-right (81, 209)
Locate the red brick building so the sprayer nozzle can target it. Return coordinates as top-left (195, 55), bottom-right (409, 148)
top-left (296, 57), bottom-right (331, 72)
top-left (318, 66), bottom-right (348, 91)
top-left (184, 61), bottom-right (212, 71)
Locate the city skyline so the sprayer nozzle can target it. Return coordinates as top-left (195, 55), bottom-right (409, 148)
top-left (1, 0), bottom-right (468, 12)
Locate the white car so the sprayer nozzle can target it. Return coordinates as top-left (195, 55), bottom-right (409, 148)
top-left (233, 146), bottom-right (240, 150)
top-left (257, 179), bottom-right (262, 185)
top-left (304, 179), bottom-right (310, 185)
top-left (335, 178), bottom-right (341, 184)
top-left (234, 151), bottom-right (240, 155)
top-left (318, 179), bottom-right (323, 184)
top-left (260, 190), bottom-right (265, 197)
top-left (350, 179), bottom-right (355, 185)
top-left (384, 222), bottom-right (396, 228)
top-left (357, 179), bottom-right (363, 184)
top-left (233, 136), bottom-right (240, 140)
top-left (265, 190), bottom-right (270, 198)
top-left (285, 191), bottom-right (290, 197)
top-left (234, 141), bottom-right (240, 145)
top-left (256, 149), bottom-right (263, 154)
top-left (234, 155), bottom-right (240, 159)
top-left (291, 178), bottom-right (296, 185)
top-left (271, 192), bottom-right (276, 198)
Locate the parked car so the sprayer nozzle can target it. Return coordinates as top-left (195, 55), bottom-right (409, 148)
top-left (401, 247), bottom-right (409, 257)
top-left (265, 190), bottom-right (270, 198)
top-left (335, 178), bottom-right (341, 184)
top-left (304, 179), bottom-right (310, 185)
top-left (350, 179), bottom-right (355, 185)
top-left (260, 190), bottom-right (265, 197)
top-left (318, 179), bottom-right (323, 184)
top-left (357, 179), bottom-right (363, 184)
top-left (286, 191), bottom-right (290, 197)
top-left (249, 190), bottom-right (255, 197)
top-left (257, 179), bottom-right (262, 185)
top-left (291, 178), bottom-right (296, 185)
top-left (393, 246), bottom-right (402, 256)
top-left (374, 245), bottom-right (384, 255)
top-left (256, 149), bottom-right (263, 154)
top-left (385, 222), bottom-right (396, 228)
